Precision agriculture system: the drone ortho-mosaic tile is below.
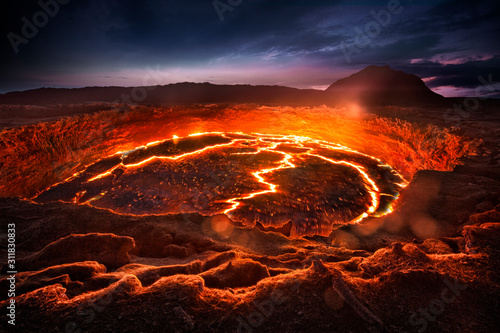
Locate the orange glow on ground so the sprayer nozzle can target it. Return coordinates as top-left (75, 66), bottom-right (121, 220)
top-left (34, 132), bottom-right (407, 237)
top-left (0, 105), bottom-right (475, 201)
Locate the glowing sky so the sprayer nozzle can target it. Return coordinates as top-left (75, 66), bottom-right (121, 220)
top-left (1, 0), bottom-right (499, 97)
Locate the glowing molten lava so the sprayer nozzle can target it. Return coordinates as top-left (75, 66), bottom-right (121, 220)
top-left (34, 132), bottom-right (407, 237)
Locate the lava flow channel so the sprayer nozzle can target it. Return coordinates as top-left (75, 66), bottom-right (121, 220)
top-left (34, 132), bottom-right (407, 237)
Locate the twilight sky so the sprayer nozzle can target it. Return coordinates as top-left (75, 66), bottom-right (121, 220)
top-left (1, 0), bottom-right (499, 97)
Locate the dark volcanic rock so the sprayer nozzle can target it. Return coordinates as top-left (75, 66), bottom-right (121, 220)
top-left (0, 192), bottom-right (498, 332)
top-left (6, 233), bottom-right (135, 272)
top-left (200, 259), bottom-right (270, 288)
top-left (391, 170), bottom-right (500, 238)
top-left (130, 229), bottom-right (173, 257)
top-left (163, 244), bottom-right (192, 258)
top-left (420, 238), bottom-right (454, 254)
top-left (359, 242), bottom-right (430, 277)
top-left (0, 261), bottom-right (106, 299)
top-left (468, 204), bottom-right (500, 224)
top-left (462, 222), bottom-right (500, 254)
top-left (255, 220), bottom-right (293, 236)
top-left (327, 167), bottom-right (500, 252)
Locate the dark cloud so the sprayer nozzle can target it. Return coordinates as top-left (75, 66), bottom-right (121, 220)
top-left (0, 0), bottom-right (499, 96)
top-left (394, 56), bottom-right (500, 91)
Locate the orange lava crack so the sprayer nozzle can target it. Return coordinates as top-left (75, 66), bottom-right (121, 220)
top-left (41, 132), bottom-right (407, 226)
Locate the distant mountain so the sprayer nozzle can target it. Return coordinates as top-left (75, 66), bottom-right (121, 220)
top-left (0, 66), bottom-right (447, 106)
top-left (325, 65), bottom-right (445, 106)
top-left (0, 83), bottom-right (324, 106)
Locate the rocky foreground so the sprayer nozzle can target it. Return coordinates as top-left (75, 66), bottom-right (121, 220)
top-left (1, 101), bottom-right (500, 332)
top-left (0, 158), bottom-right (499, 332)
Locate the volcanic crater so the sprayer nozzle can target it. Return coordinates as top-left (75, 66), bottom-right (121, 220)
top-left (1, 67), bottom-right (499, 333)
top-left (34, 132), bottom-right (406, 237)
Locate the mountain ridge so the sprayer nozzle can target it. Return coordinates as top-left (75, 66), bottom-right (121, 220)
top-left (0, 66), bottom-right (454, 106)
top-left (326, 65), bottom-right (445, 105)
